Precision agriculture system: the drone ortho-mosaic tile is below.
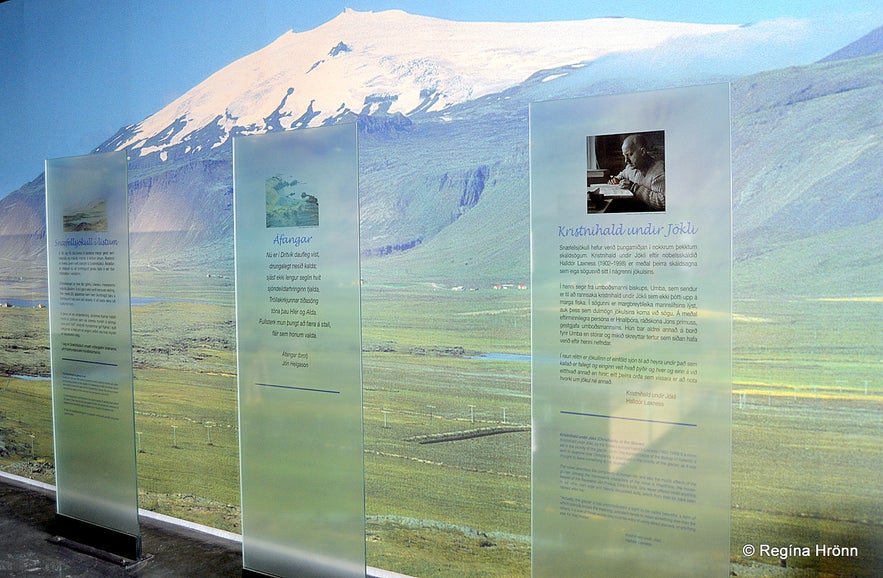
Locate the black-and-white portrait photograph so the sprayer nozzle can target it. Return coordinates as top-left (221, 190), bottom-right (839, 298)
top-left (586, 130), bottom-right (665, 214)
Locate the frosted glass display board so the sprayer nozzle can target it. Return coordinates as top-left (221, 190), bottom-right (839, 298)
top-left (45, 151), bottom-right (140, 558)
top-left (233, 124), bottom-right (365, 578)
top-left (530, 84), bottom-right (732, 577)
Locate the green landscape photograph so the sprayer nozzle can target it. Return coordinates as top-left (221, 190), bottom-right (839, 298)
top-left (1, 2), bottom-right (881, 577)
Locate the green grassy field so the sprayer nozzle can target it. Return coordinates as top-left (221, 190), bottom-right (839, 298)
top-left (1, 284), bottom-right (880, 577)
top-left (730, 296), bottom-right (882, 576)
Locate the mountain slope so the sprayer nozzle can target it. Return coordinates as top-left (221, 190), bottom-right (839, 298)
top-left (360, 52), bottom-right (883, 289)
top-left (731, 53), bottom-right (883, 258)
top-left (819, 24), bottom-right (883, 62)
top-left (101, 9), bottom-right (736, 165)
top-left (0, 11), bottom-right (880, 298)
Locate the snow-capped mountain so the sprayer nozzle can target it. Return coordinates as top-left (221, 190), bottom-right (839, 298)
top-left (100, 9), bottom-right (736, 161)
top-left (0, 9), bottom-right (880, 299)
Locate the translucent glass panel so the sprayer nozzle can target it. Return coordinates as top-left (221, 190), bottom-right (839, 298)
top-left (530, 84), bottom-right (732, 576)
top-left (233, 125), bottom-right (365, 578)
top-left (45, 151), bottom-right (139, 543)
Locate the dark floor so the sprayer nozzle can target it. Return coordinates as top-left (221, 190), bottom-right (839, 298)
top-left (0, 473), bottom-right (815, 578)
top-left (0, 473), bottom-right (244, 577)
top-left (0, 474), bottom-right (407, 578)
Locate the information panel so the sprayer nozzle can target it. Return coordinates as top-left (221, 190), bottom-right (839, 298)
top-left (530, 84), bottom-right (732, 577)
top-left (234, 124), bottom-right (365, 578)
top-left (45, 151), bottom-right (140, 557)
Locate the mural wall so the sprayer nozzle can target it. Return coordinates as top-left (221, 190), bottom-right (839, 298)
top-left (1, 2), bottom-right (880, 576)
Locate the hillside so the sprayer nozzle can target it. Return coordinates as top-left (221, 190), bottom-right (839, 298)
top-left (360, 52), bottom-right (883, 292)
top-left (0, 12), bottom-right (879, 298)
top-left (731, 53), bottom-right (882, 256)
top-left (819, 24), bottom-right (883, 62)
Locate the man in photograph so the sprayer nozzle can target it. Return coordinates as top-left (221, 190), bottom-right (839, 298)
top-left (609, 133), bottom-right (665, 210)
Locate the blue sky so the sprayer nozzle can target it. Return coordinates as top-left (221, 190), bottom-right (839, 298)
top-left (1, 0), bottom-right (881, 196)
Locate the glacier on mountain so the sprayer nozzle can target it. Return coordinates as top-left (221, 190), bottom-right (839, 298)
top-left (102, 10), bottom-right (738, 161)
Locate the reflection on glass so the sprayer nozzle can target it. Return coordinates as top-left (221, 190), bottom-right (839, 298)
top-left (46, 151), bottom-right (140, 546)
top-left (530, 84), bottom-right (732, 577)
top-left (234, 125), bottom-right (365, 577)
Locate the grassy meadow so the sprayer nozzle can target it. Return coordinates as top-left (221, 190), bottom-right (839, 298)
top-left (1, 278), bottom-right (881, 576)
top-left (730, 296), bottom-right (882, 576)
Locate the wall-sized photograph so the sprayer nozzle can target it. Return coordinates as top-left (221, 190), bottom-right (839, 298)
top-left (1, 1), bottom-right (881, 577)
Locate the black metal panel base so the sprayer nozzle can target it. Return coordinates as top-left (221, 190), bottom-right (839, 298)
top-left (242, 568), bottom-right (278, 578)
top-left (51, 513), bottom-right (142, 563)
